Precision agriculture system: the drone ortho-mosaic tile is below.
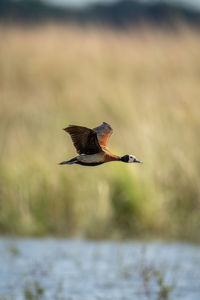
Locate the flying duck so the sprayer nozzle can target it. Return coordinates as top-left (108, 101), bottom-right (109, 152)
top-left (59, 122), bottom-right (142, 167)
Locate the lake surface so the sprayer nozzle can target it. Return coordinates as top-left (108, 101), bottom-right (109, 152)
top-left (0, 238), bottom-right (200, 300)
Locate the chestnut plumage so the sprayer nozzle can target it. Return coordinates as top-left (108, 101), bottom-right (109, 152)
top-left (59, 122), bottom-right (142, 166)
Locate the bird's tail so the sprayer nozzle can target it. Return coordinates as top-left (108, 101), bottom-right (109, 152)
top-left (59, 157), bottom-right (77, 165)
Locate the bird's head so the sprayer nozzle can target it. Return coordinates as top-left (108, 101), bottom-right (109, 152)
top-left (120, 155), bottom-right (143, 164)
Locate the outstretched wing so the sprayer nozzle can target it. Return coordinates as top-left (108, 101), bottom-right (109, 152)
top-left (63, 125), bottom-right (102, 155)
top-left (93, 122), bottom-right (113, 148)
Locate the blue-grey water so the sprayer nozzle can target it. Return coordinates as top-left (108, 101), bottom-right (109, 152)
top-left (0, 238), bottom-right (200, 300)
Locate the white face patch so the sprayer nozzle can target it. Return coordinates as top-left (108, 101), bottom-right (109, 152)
top-left (128, 155), bottom-right (136, 163)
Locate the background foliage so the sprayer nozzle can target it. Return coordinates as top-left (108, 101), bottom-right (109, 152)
top-left (0, 25), bottom-right (200, 240)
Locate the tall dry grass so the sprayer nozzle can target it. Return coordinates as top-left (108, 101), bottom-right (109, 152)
top-left (0, 25), bottom-right (200, 240)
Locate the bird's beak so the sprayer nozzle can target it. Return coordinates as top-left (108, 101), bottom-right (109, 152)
top-left (134, 158), bottom-right (143, 163)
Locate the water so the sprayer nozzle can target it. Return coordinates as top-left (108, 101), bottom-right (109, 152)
top-left (0, 238), bottom-right (200, 300)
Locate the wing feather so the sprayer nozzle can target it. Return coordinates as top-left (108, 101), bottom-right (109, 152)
top-left (63, 125), bottom-right (102, 155)
top-left (93, 122), bottom-right (113, 148)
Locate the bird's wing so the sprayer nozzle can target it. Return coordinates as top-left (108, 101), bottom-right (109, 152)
top-left (63, 125), bottom-right (102, 155)
top-left (93, 122), bottom-right (113, 148)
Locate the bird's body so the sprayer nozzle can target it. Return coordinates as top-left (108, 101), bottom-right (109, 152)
top-left (59, 122), bottom-right (142, 166)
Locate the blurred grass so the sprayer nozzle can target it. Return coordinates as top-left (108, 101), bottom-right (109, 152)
top-left (0, 24), bottom-right (200, 241)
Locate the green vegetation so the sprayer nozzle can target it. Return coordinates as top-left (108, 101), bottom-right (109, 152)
top-left (0, 25), bottom-right (200, 241)
top-left (24, 281), bottom-right (44, 300)
top-left (7, 244), bottom-right (21, 256)
top-left (139, 255), bottom-right (174, 300)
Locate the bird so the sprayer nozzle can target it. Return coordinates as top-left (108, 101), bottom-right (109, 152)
top-left (59, 122), bottom-right (142, 167)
